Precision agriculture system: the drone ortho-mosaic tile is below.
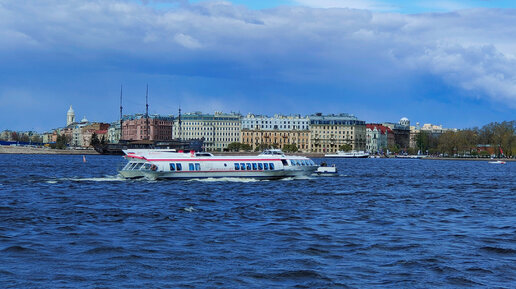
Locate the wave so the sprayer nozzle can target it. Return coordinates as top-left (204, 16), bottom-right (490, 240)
top-left (480, 246), bottom-right (516, 254)
top-left (1, 245), bottom-right (37, 253)
top-left (188, 177), bottom-right (267, 183)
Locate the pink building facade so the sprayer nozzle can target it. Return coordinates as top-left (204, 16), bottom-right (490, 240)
top-left (121, 115), bottom-right (174, 141)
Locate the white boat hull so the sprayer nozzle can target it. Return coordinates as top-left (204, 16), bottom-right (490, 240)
top-left (325, 152), bottom-right (369, 158)
top-left (143, 167), bottom-right (316, 180)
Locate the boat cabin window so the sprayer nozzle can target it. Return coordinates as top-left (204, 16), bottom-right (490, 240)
top-left (176, 163), bottom-right (182, 171)
top-left (240, 163), bottom-right (246, 170)
top-left (189, 163), bottom-right (194, 171)
top-left (290, 160), bottom-right (296, 166)
top-left (246, 163), bottom-right (251, 170)
top-left (195, 163), bottom-right (201, 171)
top-left (143, 163), bottom-right (151, 170)
top-left (235, 163), bottom-right (240, 170)
top-left (258, 163), bottom-right (263, 170)
top-left (252, 163), bottom-right (257, 170)
top-left (134, 163), bottom-right (143, 170)
top-left (269, 163), bottom-right (275, 170)
top-left (170, 163), bottom-right (176, 171)
top-left (264, 163), bottom-right (269, 170)
top-left (281, 159), bottom-right (288, 166)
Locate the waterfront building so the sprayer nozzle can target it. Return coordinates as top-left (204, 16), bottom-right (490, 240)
top-left (241, 129), bottom-right (311, 152)
top-left (122, 114), bottom-right (174, 142)
top-left (383, 117), bottom-right (411, 151)
top-left (308, 113), bottom-right (366, 153)
top-left (107, 122), bottom-right (121, 143)
top-left (172, 111), bottom-right (241, 152)
top-left (366, 124), bottom-right (391, 154)
top-left (81, 123), bottom-right (110, 147)
top-left (42, 132), bottom-right (54, 144)
top-left (240, 114), bottom-right (310, 151)
top-left (242, 114), bottom-right (309, 131)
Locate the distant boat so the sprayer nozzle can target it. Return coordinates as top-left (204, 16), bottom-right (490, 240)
top-left (488, 160), bottom-right (506, 164)
top-left (395, 155), bottom-right (427, 159)
top-left (325, 151), bottom-right (369, 158)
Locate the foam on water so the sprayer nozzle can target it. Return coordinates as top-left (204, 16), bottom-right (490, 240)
top-left (188, 177), bottom-right (267, 183)
top-left (58, 175), bottom-right (127, 182)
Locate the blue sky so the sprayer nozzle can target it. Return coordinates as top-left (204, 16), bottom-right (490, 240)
top-left (1, 0), bottom-right (515, 132)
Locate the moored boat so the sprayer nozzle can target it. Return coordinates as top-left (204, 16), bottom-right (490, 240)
top-left (119, 149), bottom-right (318, 180)
top-left (395, 155), bottom-right (427, 159)
top-left (488, 160), bottom-right (506, 164)
top-left (325, 151), bottom-right (369, 158)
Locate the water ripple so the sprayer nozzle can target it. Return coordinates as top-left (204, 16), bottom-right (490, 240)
top-left (0, 155), bottom-right (514, 287)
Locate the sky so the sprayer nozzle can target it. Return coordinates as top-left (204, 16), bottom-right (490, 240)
top-left (1, 0), bottom-right (515, 132)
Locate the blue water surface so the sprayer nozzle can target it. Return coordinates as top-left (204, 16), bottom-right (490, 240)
top-left (0, 154), bottom-right (515, 288)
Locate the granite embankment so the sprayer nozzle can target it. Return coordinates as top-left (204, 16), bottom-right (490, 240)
top-left (0, 146), bottom-right (100, 155)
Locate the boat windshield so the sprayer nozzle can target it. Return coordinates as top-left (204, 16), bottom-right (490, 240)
top-left (260, 149), bottom-right (285, 156)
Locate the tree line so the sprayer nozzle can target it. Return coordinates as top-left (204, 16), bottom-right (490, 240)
top-left (414, 121), bottom-right (515, 157)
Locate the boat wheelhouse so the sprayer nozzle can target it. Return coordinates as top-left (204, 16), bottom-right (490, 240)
top-left (119, 149), bottom-right (318, 180)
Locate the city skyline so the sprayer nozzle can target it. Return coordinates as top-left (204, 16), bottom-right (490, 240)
top-left (1, 0), bottom-right (515, 132)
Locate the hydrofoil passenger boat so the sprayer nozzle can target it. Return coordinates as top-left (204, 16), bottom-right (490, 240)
top-left (119, 149), bottom-right (318, 180)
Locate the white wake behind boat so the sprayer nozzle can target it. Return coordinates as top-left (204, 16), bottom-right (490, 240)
top-left (119, 149), bottom-right (318, 180)
top-left (325, 151), bottom-right (369, 158)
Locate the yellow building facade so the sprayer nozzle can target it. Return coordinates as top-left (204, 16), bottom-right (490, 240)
top-left (241, 129), bottom-right (311, 152)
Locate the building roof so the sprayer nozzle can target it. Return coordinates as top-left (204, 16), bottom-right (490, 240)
top-left (366, 124), bottom-right (393, 134)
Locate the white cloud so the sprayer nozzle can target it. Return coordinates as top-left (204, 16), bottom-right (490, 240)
top-left (174, 33), bottom-right (202, 49)
top-left (0, 1), bottom-right (515, 109)
top-left (293, 0), bottom-right (394, 11)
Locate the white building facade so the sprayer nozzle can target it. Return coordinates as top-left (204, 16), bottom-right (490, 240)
top-left (242, 114), bottom-right (309, 131)
top-left (366, 124), bottom-right (388, 154)
top-left (173, 111), bottom-right (241, 151)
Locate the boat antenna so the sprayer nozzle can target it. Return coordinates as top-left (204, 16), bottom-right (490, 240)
top-left (145, 84), bottom-right (149, 141)
top-left (178, 106), bottom-right (182, 141)
top-left (119, 84), bottom-right (123, 140)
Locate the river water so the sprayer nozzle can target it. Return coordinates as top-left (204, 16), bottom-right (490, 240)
top-left (0, 154), bottom-right (515, 288)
